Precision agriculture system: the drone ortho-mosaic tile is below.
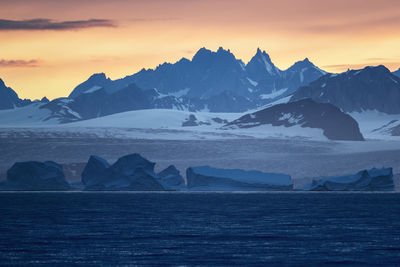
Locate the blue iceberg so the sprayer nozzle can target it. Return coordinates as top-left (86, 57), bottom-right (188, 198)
top-left (82, 153), bottom-right (165, 191)
top-left (301, 168), bottom-right (394, 191)
top-left (0, 161), bottom-right (71, 191)
top-left (186, 166), bottom-right (293, 191)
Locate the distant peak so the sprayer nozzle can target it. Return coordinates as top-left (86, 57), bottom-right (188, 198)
top-left (89, 72), bottom-right (106, 79)
top-left (40, 96), bottom-right (49, 103)
top-left (361, 65), bottom-right (390, 73)
top-left (178, 57), bottom-right (190, 63)
top-left (255, 48), bottom-right (270, 57)
top-left (290, 57), bottom-right (315, 69)
top-left (86, 73), bottom-right (110, 82)
top-left (0, 77), bottom-right (5, 87)
top-left (217, 46), bottom-right (230, 53)
top-left (195, 47), bottom-right (211, 54)
top-left (192, 46), bottom-right (236, 62)
top-left (251, 48), bottom-right (272, 65)
top-left (192, 47), bottom-right (212, 60)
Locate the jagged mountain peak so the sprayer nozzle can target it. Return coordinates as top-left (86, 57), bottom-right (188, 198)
top-left (69, 72), bottom-right (113, 98)
top-left (87, 72), bottom-right (109, 81)
top-left (288, 57), bottom-right (319, 70)
top-left (254, 47), bottom-right (272, 60)
top-left (192, 46), bottom-right (237, 62)
top-left (251, 48), bottom-right (274, 65)
top-left (247, 48), bottom-right (281, 77)
top-left (68, 47), bottom-right (328, 109)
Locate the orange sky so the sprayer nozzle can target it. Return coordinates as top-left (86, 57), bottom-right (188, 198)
top-left (0, 0), bottom-right (400, 100)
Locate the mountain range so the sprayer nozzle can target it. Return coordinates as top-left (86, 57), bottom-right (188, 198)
top-left (67, 47), bottom-right (326, 113)
top-left (1, 47), bottom-right (400, 140)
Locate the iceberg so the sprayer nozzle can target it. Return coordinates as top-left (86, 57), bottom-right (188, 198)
top-left (82, 153), bottom-right (165, 191)
top-left (157, 165), bottom-right (185, 190)
top-left (186, 166), bottom-right (293, 191)
top-left (0, 161), bottom-right (71, 191)
top-left (301, 167), bottom-right (394, 191)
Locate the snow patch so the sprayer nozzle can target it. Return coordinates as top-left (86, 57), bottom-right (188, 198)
top-left (260, 54), bottom-right (273, 75)
top-left (260, 88), bottom-right (288, 100)
top-left (300, 68), bottom-right (307, 83)
top-left (83, 86), bottom-right (102, 94)
top-left (170, 88), bottom-right (190, 98)
top-left (247, 78), bottom-right (258, 86)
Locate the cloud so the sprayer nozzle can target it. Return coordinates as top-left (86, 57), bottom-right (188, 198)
top-left (0, 18), bottom-right (116, 31)
top-left (128, 17), bottom-right (180, 22)
top-left (302, 15), bottom-right (400, 34)
top-left (0, 59), bottom-right (40, 67)
top-left (323, 62), bottom-right (400, 72)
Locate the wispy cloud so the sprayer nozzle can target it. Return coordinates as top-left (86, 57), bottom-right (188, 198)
top-left (302, 15), bottom-right (400, 34)
top-left (0, 59), bottom-right (40, 67)
top-left (128, 17), bottom-right (180, 22)
top-left (0, 18), bottom-right (116, 31)
top-left (324, 62), bottom-right (400, 72)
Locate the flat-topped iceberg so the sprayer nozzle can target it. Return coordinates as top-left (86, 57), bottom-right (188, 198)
top-left (301, 167), bottom-right (394, 191)
top-left (0, 161), bottom-right (71, 191)
top-left (82, 153), bottom-right (165, 191)
top-left (186, 166), bottom-right (293, 191)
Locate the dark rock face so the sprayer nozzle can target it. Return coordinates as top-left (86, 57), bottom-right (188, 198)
top-left (182, 114), bottom-right (199, 126)
top-left (186, 166), bottom-right (293, 191)
top-left (0, 161), bottom-right (70, 190)
top-left (302, 168), bottom-right (395, 191)
top-left (292, 65), bottom-right (400, 114)
top-left (157, 165), bottom-right (185, 190)
top-left (0, 78), bottom-right (31, 110)
top-left (225, 98), bottom-right (364, 141)
top-left (82, 153), bottom-right (165, 191)
top-left (393, 68), bottom-right (400, 78)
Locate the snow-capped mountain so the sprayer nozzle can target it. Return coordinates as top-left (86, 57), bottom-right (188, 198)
top-left (40, 84), bottom-right (189, 123)
top-left (224, 98), bottom-right (364, 141)
top-left (0, 77), bottom-right (32, 110)
top-left (282, 58), bottom-right (327, 96)
top-left (291, 65), bottom-right (400, 114)
top-left (68, 73), bottom-right (113, 98)
top-left (68, 47), bottom-right (327, 112)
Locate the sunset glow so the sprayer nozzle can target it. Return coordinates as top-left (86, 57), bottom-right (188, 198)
top-left (1, 0), bottom-right (400, 99)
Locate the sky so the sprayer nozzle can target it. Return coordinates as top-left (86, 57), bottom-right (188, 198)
top-left (0, 0), bottom-right (400, 100)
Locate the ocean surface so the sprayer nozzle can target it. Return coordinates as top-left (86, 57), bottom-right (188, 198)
top-left (0, 192), bottom-right (399, 266)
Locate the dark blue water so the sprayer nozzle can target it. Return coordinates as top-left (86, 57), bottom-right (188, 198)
top-left (0, 192), bottom-right (400, 266)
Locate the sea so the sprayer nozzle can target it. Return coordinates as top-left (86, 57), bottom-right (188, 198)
top-left (0, 192), bottom-right (399, 266)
